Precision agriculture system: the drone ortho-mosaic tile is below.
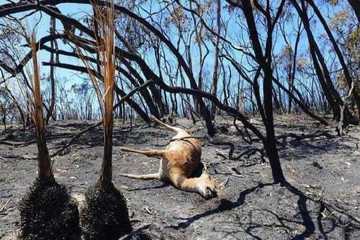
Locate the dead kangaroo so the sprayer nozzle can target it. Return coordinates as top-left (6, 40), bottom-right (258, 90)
top-left (120, 117), bottom-right (217, 199)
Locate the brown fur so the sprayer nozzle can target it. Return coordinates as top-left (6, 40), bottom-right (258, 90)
top-left (120, 117), bottom-right (217, 199)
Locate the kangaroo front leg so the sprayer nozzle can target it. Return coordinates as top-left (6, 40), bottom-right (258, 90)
top-left (168, 169), bottom-right (217, 199)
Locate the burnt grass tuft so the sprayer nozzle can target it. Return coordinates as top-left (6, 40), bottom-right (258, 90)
top-left (19, 176), bottom-right (80, 240)
top-left (80, 182), bottom-right (132, 240)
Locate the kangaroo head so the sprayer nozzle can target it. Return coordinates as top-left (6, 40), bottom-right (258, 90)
top-left (197, 172), bottom-right (217, 199)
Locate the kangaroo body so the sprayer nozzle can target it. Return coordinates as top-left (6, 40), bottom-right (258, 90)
top-left (120, 117), bottom-right (217, 199)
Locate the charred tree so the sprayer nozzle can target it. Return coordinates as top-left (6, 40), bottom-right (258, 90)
top-left (79, 3), bottom-right (132, 239)
top-left (210, 0), bottom-right (222, 119)
top-left (291, 0), bottom-right (357, 125)
top-left (19, 34), bottom-right (80, 240)
top-left (239, 0), bottom-right (286, 184)
top-left (306, 0), bottom-right (360, 120)
top-left (45, 16), bottom-right (57, 124)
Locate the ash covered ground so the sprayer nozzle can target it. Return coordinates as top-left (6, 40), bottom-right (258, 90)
top-left (1, 115), bottom-right (360, 239)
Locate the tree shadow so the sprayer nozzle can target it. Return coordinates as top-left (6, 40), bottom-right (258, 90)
top-left (168, 181), bottom-right (360, 239)
top-left (170, 182), bottom-right (272, 230)
top-left (208, 128), bottom-right (354, 168)
top-left (276, 130), bottom-right (354, 162)
top-left (283, 182), bottom-right (316, 239)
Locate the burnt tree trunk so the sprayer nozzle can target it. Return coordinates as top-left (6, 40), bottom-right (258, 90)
top-left (100, 121), bottom-right (113, 187)
top-left (119, 62), bottom-right (161, 118)
top-left (46, 16), bottom-right (57, 124)
top-left (307, 0), bottom-right (360, 120)
top-left (210, 0), bottom-right (222, 119)
top-left (292, 0), bottom-right (355, 123)
top-left (31, 37), bottom-right (53, 179)
top-left (348, 0), bottom-right (360, 22)
top-left (240, 0), bottom-right (286, 184)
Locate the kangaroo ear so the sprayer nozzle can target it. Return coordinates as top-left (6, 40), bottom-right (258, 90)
top-left (217, 177), bottom-right (229, 190)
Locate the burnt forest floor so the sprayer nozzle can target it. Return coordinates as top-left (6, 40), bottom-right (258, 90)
top-left (1, 115), bottom-right (360, 239)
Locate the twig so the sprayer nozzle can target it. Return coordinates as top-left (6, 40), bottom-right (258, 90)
top-left (50, 121), bottom-right (102, 159)
top-left (211, 138), bottom-right (264, 162)
top-left (118, 224), bottom-right (152, 240)
top-left (113, 80), bottom-right (154, 110)
top-left (0, 199), bottom-right (11, 214)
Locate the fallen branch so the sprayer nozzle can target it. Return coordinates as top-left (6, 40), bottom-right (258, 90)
top-left (113, 80), bottom-right (154, 110)
top-left (50, 121), bottom-right (102, 159)
top-left (211, 138), bottom-right (265, 162)
top-left (0, 199), bottom-right (11, 215)
top-left (0, 140), bottom-right (37, 147)
top-left (118, 224), bottom-right (152, 240)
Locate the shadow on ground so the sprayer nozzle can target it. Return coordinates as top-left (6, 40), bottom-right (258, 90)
top-left (1, 117), bottom-right (360, 239)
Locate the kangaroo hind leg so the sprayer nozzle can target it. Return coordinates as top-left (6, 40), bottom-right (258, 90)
top-left (120, 147), bottom-right (165, 158)
top-left (119, 172), bottom-right (161, 180)
top-left (150, 116), bottom-right (190, 137)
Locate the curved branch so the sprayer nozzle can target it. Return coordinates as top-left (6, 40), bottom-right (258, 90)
top-left (0, 0), bottom-right (215, 134)
top-left (42, 61), bottom-right (150, 123)
top-left (30, 31), bottom-right (264, 139)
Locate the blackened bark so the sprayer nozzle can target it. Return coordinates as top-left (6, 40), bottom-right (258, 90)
top-left (118, 65), bottom-right (161, 118)
top-left (307, 0), bottom-right (360, 120)
top-left (99, 124), bottom-right (113, 188)
top-left (348, 0), bottom-right (360, 22)
top-left (291, 0), bottom-right (348, 121)
top-left (122, 59), bottom-right (163, 118)
top-left (228, 0), bottom-right (286, 183)
top-left (0, 0), bottom-right (216, 134)
top-left (36, 129), bottom-right (53, 179)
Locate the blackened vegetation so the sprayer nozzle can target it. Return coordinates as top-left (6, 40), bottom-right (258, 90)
top-left (19, 176), bottom-right (80, 240)
top-left (77, 2), bottom-right (134, 239)
top-left (16, 34), bottom-right (81, 240)
top-left (1, 119), bottom-right (360, 239)
top-left (80, 183), bottom-right (132, 240)
top-left (0, 0), bottom-right (359, 239)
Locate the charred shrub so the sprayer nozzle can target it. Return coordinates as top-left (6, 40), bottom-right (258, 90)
top-left (80, 183), bottom-right (132, 240)
top-left (19, 177), bottom-right (80, 240)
